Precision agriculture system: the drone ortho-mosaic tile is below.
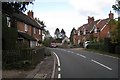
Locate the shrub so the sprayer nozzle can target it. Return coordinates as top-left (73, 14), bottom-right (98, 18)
top-left (115, 45), bottom-right (120, 54)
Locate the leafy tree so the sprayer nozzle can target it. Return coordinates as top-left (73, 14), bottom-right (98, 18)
top-left (61, 29), bottom-right (66, 39)
top-left (70, 28), bottom-right (76, 44)
top-left (112, 0), bottom-right (120, 44)
top-left (54, 28), bottom-right (60, 39)
top-left (2, 1), bottom-right (35, 14)
top-left (61, 29), bottom-right (66, 35)
top-left (112, 0), bottom-right (120, 21)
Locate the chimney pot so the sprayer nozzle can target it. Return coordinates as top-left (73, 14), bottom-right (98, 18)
top-left (109, 11), bottom-right (114, 19)
top-left (88, 16), bottom-right (94, 24)
top-left (27, 10), bottom-right (34, 18)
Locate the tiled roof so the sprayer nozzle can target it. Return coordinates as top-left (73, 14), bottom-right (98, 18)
top-left (78, 20), bottom-right (100, 33)
top-left (12, 12), bottom-right (42, 29)
top-left (96, 18), bottom-right (110, 30)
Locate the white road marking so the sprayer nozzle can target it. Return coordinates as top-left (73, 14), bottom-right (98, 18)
top-left (58, 74), bottom-right (61, 78)
top-left (91, 59), bottom-right (112, 71)
top-left (71, 51), bottom-right (74, 53)
top-left (53, 52), bottom-right (61, 66)
top-left (63, 50), bottom-right (66, 51)
top-left (67, 51), bottom-right (71, 53)
top-left (79, 54), bottom-right (86, 58)
top-left (58, 67), bottom-right (61, 71)
top-left (77, 54), bottom-right (86, 58)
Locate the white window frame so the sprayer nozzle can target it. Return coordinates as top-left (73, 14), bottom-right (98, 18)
top-left (94, 27), bottom-right (97, 33)
top-left (83, 29), bottom-right (86, 35)
top-left (34, 28), bottom-right (36, 34)
top-left (7, 17), bottom-right (11, 27)
top-left (39, 29), bottom-right (41, 35)
top-left (24, 24), bottom-right (28, 32)
top-left (78, 30), bottom-right (80, 36)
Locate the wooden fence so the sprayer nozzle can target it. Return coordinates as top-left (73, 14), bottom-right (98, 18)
top-left (2, 47), bottom-right (46, 69)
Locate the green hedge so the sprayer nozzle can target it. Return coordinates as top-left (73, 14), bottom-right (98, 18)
top-left (87, 38), bottom-right (118, 54)
top-left (115, 45), bottom-right (120, 54)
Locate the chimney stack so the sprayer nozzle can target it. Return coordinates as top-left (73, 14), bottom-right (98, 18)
top-left (27, 10), bottom-right (34, 18)
top-left (109, 11), bottom-right (114, 19)
top-left (88, 16), bottom-right (94, 24)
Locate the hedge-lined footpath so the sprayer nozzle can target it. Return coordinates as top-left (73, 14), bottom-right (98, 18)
top-left (2, 47), bottom-right (51, 70)
top-left (85, 38), bottom-right (120, 58)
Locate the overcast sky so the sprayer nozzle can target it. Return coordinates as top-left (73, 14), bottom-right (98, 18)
top-left (25, 0), bottom-right (117, 37)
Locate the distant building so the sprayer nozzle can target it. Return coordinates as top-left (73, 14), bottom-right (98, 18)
top-left (73, 11), bottom-right (116, 45)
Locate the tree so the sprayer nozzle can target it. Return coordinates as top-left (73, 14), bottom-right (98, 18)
top-left (2, 1), bottom-right (35, 14)
top-left (70, 28), bottom-right (76, 44)
top-left (54, 28), bottom-right (60, 39)
top-left (61, 29), bottom-right (66, 35)
top-left (61, 29), bottom-right (66, 39)
top-left (112, 0), bottom-right (120, 21)
top-left (112, 0), bottom-right (120, 44)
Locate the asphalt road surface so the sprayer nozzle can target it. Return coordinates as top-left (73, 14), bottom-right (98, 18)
top-left (51, 48), bottom-right (119, 78)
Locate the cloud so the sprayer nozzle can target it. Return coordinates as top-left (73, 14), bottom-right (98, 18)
top-left (27, 0), bottom-right (117, 37)
top-left (34, 11), bottom-right (86, 37)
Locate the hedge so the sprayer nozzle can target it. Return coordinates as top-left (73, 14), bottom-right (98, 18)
top-left (87, 41), bottom-right (118, 54)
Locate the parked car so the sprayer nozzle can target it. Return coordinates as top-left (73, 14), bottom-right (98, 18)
top-left (83, 41), bottom-right (90, 48)
top-left (50, 43), bottom-right (58, 48)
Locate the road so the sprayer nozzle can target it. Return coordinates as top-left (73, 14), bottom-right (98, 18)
top-left (51, 48), bottom-right (119, 78)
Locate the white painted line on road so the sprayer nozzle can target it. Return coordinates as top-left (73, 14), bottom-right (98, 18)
top-left (91, 59), bottom-right (112, 71)
top-left (53, 52), bottom-right (61, 67)
top-left (77, 54), bottom-right (86, 58)
top-left (58, 74), bottom-right (61, 78)
top-left (71, 51), bottom-right (74, 53)
top-left (67, 51), bottom-right (71, 53)
top-left (79, 54), bottom-right (86, 58)
top-left (63, 49), bottom-right (66, 51)
top-left (58, 67), bottom-right (61, 71)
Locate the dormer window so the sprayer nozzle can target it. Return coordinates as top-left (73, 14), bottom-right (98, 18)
top-left (94, 27), bottom-right (97, 33)
top-left (34, 28), bottom-right (36, 34)
top-left (39, 29), bottom-right (41, 35)
top-left (24, 24), bottom-right (28, 32)
top-left (83, 29), bottom-right (86, 35)
top-left (7, 17), bottom-right (11, 27)
top-left (78, 30), bottom-right (80, 36)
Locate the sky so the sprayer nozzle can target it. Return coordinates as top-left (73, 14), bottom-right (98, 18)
top-left (25, 0), bottom-right (118, 37)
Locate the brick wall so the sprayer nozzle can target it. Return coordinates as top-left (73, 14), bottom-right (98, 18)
top-left (17, 21), bottom-right (24, 32)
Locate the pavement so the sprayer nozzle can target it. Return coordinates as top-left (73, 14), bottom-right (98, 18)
top-left (2, 53), bottom-right (56, 79)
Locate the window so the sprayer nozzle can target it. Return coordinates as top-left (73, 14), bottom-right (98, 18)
top-left (24, 24), bottom-right (28, 32)
top-left (83, 29), bottom-right (86, 35)
top-left (94, 28), bottom-right (97, 33)
top-left (7, 17), bottom-right (11, 27)
top-left (34, 28), bottom-right (36, 34)
top-left (39, 29), bottom-right (41, 35)
top-left (78, 31), bottom-right (80, 36)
